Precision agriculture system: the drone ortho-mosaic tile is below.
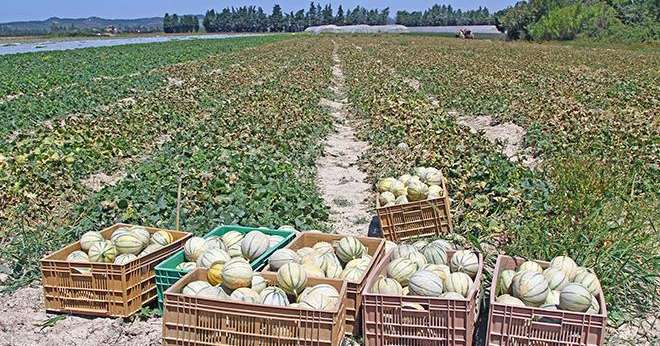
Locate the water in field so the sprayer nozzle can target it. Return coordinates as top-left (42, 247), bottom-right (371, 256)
top-left (0, 33), bottom-right (264, 55)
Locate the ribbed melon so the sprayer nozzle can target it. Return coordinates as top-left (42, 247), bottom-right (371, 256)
top-left (114, 233), bottom-right (144, 255)
top-left (269, 248), bottom-right (301, 271)
top-left (251, 274), bottom-right (267, 294)
top-left (66, 250), bottom-right (89, 262)
top-left (497, 269), bottom-right (516, 296)
top-left (260, 286), bottom-right (289, 306)
top-left (298, 284), bottom-right (339, 310)
top-left (230, 287), bottom-right (261, 303)
top-left (408, 270), bottom-right (444, 297)
top-left (241, 231), bottom-right (270, 260)
top-left (110, 228), bottom-right (132, 244)
top-left (543, 267), bottom-right (569, 291)
top-left (386, 257), bottom-right (417, 286)
top-left (268, 235), bottom-right (284, 247)
top-left (197, 248), bottom-right (231, 269)
top-left (139, 243), bottom-right (162, 257)
top-left (573, 271), bottom-right (601, 295)
top-left (221, 230), bottom-right (244, 249)
top-left (221, 258), bottom-right (253, 289)
top-left (207, 261), bottom-right (224, 286)
top-left (450, 250), bottom-right (479, 278)
top-left (423, 244), bottom-right (447, 265)
top-left (346, 257), bottom-right (370, 272)
top-left (335, 236), bottom-right (365, 263)
top-left (559, 283), bottom-right (592, 312)
top-left (340, 267), bottom-right (365, 282)
top-left (277, 262), bottom-right (307, 296)
top-left (444, 272), bottom-right (473, 297)
top-left (440, 292), bottom-right (465, 299)
top-left (419, 263), bottom-right (450, 283)
top-left (430, 239), bottom-right (454, 251)
top-left (114, 253), bottom-right (137, 265)
top-left (80, 231), bottom-right (105, 252)
top-left (320, 252), bottom-right (342, 279)
top-left (197, 285), bottom-right (227, 299)
top-left (496, 294), bottom-right (525, 306)
top-left (511, 271), bottom-right (549, 306)
top-left (205, 236), bottom-right (227, 252)
top-left (88, 241), bottom-right (116, 263)
top-left (313, 241), bottom-right (334, 255)
top-left (278, 225), bottom-right (298, 232)
top-left (128, 226), bottom-right (151, 247)
top-left (550, 256), bottom-right (578, 280)
top-left (384, 240), bottom-right (397, 254)
top-left (182, 280), bottom-right (212, 296)
top-left (176, 262), bottom-right (197, 272)
top-left (519, 261), bottom-right (543, 274)
top-left (406, 251), bottom-right (428, 269)
top-left (296, 247), bottom-right (317, 259)
top-left (150, 230), bottom-right (173, 246)
top-left (412, 239), bottom-right (429, 251)
top-left (545, 290), bottom-right (561, 305)
top-left (390, 244), bottom-right (418, 261)
top-left (184, 237), bottom-right (208, 262)
top-left (371, 276), bottom-right (403, 295)
top-left (587, 295), bottom-right (600, 314)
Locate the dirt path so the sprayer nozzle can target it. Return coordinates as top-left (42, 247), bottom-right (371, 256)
top-left (315, 41), bottom-right (372, 236)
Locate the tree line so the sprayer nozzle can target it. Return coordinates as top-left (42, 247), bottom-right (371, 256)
top-left (163, 14), bottom-right (200, 33)
top-left (395, 5), bottom-right (495, 26)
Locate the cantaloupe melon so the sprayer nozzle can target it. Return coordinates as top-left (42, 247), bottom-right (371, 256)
top-left (277, 262), bottom-right (307, 296)
top-left (408, 270), bottom-right (444, 297)
top-left (241, 231), bottom-right (270, 260)
top-left (80, 231), bottom-right (105, 252)
top-left (221, 258), bottom-right (253, 289)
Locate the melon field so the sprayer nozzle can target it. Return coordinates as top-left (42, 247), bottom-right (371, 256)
top-left (0, 34), bottom-right (657, 344)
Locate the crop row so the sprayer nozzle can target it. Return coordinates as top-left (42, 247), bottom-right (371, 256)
top-left (1, 37), bottom-right (334, 288)
top-left (337, 35), bottom-right (658, 322)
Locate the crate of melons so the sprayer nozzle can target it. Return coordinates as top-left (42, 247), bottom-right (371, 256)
top-left (162, 265), bottom-right (347, 346)
top-left (487, 255), bottom-right (607, 346)
top-left (40, 223), bottom-right (191, 317)
top-left (155, 224), bottom-right (296, 309)
top-left (261, 232), bottom-right (385, 336)
top-left (375, 166), bottom-right (453, 242)
top-left (362, 240), bottom-right (483, 346)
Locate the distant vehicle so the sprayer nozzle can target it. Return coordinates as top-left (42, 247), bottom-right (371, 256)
top-left (456, 28), bottom-right (474, 39)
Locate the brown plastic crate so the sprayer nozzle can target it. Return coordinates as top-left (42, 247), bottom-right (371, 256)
top-left (487, 255), bottom-right (607, 346)
top-left (41, 223), bottom-right (191, 317)
top-left (261, 232), bottom-right (385, 336)
top-left (162, 268), bottom-right (347, 346)
top-left (376, 177), bottom-right (453, 242)
top-left (362, 249), bottom-right (483, 346)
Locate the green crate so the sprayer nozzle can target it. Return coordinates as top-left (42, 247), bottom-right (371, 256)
top-left (155, 225), bottom-right (296, 310)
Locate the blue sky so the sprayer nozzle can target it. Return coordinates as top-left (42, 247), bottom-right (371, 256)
top-left (1, 1), bottom-right (515, 22)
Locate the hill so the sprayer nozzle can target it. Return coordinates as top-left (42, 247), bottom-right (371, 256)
top-left (0, 16), bottom-right (164, 36)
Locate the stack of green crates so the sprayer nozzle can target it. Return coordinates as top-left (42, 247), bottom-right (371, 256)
top-left (155, 224), bottom-right (296, 310)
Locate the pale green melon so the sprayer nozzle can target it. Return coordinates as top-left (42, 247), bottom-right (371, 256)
top-left (399, 174), bottom-right (412, 185)
top-left (150, 230), bottom-right (173, 246)
top-left (346, 257), bottom-right (370, 272)
top-left (379, 191), bottom-right (396, 206)
top-left (241, 231), bottom-right (270, 260)
top-left (114, 253), bottom-right (137, 265)
top-left (387, 257), bottom-right (417, 286)
top-left (450, 250), bottom-right (479, 278)
top-left (183, 280), bottom-right (212, 296)
top-left (550, 256), bottom-right (578, 280)
top-left (370, 276), bottom-right (403, 295)
top-left (227, 244), bottom-right (242, 258)
top-left (260, 286), bottom-right (289, 306)
top-left (586, 295), bottom-right (600, 314)
top-left (390, 244), bottom-right (418, 261)
top-left (110, 227), bottom-right (132, 244)
top-left (394, 195), bottom-right (408, 205)
top-left (377, 177), bottom-right (398, 193)
top-left (221, 231), bottom-right (244, 248)
top-left (313, 241), bottom-right (334, 255)
top-left (408, 270), bottom-right (444, 297)
top-left (559, 283), bottom-right (592, 312)
top-left (297, 247), bottom-right (318, 259)
top-left (320, 253), bottom-right (342, 279)
top-left (298, 284), bottom-right (340, 310)
top-left (389, 180), bottom-right (407, 197)
top-left (114, 233), bottom-right (144, 255)
top-left (66, 250), bottom-right (89, 262)
top-left (444, 272), bottom-right (473, 297)
top-left (427, 184), bottom-right (443, 196)
top-left (277, 262), bottom-right (307, 296)
top-left (196, 248), bottom-right (231, 269)
top-left (407, 180), bottom-right (429, 201)
top-left (511, 271), bottom-right (549, 307)
top-left (543, 267), bottom-right (569, 291)
top-left (573, 271), bottom-right (601, 295)
top-left (335, 236), bottom-right (365, 263)
top-left (139, 243), bottom-right (162, 257)
top-left (221, 257), bottom-right (253, 290)
top-left (384, 240), bottom-right (397, 254)
top-left (230, 288), bottom-right (261, 303)
top-left (128, 226), bottom-right (151, 247)
top-left (269, 248), bottom-right (301, 271)
top-left (429, 239), bottom-right (454, 251)
top-left (184, 237), bottom-right (208, 262)
top-left (406, 251), bottom-right (428, 269)
top-left (302, 261), bottom-right (326, 278)
top-left (175, 262), bottom-right (197, 272)
top-left (197, 285), bottom-right (227, 299)
top-left (519, 261), bottom-right (543, 274)
top-left (205, 236), bottom-right (227, 252)
top-left (340, 267), bottom-right (365, 282)
top-left (496, 294), bottom-right (525, 306)
top-left (440, 292), bottom-right (464, 299)
top-left (268, 235), bottom-right (284, 248)
top-left (423, 244), bottom-right (447, 265)
top-left (251, 274), bottom-right (267, 294)
top-left (411, 239), bottom-right (429, 251)
top-left (545, 290), bottom-right (561, 305)
top-left (419, 263), bottom-right (451, 283)
top-left (277, 225), bottom-right (298, 233)
top-left (497, 269), bottom-right (516, 296)
top-left (88, 241), bottom-right (116, 263)
top-left (80, 231), bottom-right (105, 252)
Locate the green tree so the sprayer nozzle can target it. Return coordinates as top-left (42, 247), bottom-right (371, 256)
top-left (270, 4), bottom-right (284, 32)
top-left (336, 5), bottom-right (345, 25)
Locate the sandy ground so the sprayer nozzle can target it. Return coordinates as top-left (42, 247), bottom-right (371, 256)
top-left (315, 41), bottom-right (372, 236)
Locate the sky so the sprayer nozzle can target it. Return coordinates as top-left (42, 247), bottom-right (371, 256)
top-left (1, 1), bottom-right (516, 23)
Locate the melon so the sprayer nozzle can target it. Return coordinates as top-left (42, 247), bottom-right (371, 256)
top-left (230, 288), bottom-right (261, 303)
top-left (377, 177), bottom-right (398, 193)
top-left (427, 184), bottom-right (443, 196)
top-left (408, 270), bottom-right (444, 297)
top-left (184, 237), bottom-right (208, 262)
top-left (394, 195), bottom-right (408, 205)
top-left (241, 231), bottom-right (270, 260)
top-left (559, 283), bottom-right (592, 312)
top-left (197, 248), bottom-right (231, 269)
top-left (114, 253), bottom-right (137, 265)
top-left (182, 280), bottom-right (212, 296)
top-left (207, 261), bottom-right (225, 286)
top-left (313, 241), bottom-right (334, 255)
top-left (379, 191), bottom-right (396, 206)
top-left (150, 230), bottom-right (173, 246)
top-left (497, 269), bottom-right (516, 296)
top-left (519, 261), bottom-right (543, 274)
top-left (389, 180), bottom-right (407, 197)
top-left (550, 256), bottom-right (578, 280)
top-left (298, 284), bottom-right (339, 310)
top-left (277, 263), bottom-right (307, 295)
top-left (587, 295), bottom-right (600, 314)
top-left (269, 249), bottom-right (301, 271)
top-left (80, 231), bottom-right (105, 252)
top-left (384, 241), bottom-right (397, 254)
top-left (114, 233), bottom-right (144, 255)
top-left (197, 285), bottom-right (227, 299)
top-left (497, 294), bottom-right (526, 306)
top-left (430, 239), bottom-right (454, 251)
top-left (423, 244), bottom-right (447, 265)
top-left (402, 286), bottom-right (410, 295)
top-left (573, 271), bottom-right (601, 295)
top-left (390, 244), bottom-right (418, 261)
top-left (205, 236), bottom-right (227, 252)
top-left (88, 241), bottom-right (117, 263)
top-left (406, 251), bottom-right (428, 269)
top-left (574, 266), bottom-right (593, 278)
top-left (386, 257), bottom-right (417, 286)
top-left (511, 271), bottom-right (549, 307)
top-left (320, 253), bottom-right (342, 279)
top-left (543, 267), bottom-right (569, 291)
top-left (268, 235), bottom-right (284, 247)
top-left (176, 262), bottom-right (197, 272)
top-left (406, 180), bottom-right (428, 201)
top-left (545, 290), bottom-right (561, 305)
top-left (221, 231), bottom-right (244, 248)
top-left (440, 292), bottom-right (465, 299)
top-left (278, 225), bottom-right (298, 233)
top-left (296, 247), bottom-right (317, 259)
top-left (340, 267), bottom-right (365, 282)
top-left (66, 250), bottom-right (89, 262)
top-left (227, 244), bottom-right (242, 258)
top-left (444, 272), bottom-right (473, 297)
top-left (128, 226), bottom-right (151, 247)
top-left (335, 236), bottom-right (365, 263)
top-left (260, 286), bottom-right (289, 306)
top-left (346, 257), bottom-right (370, 272)
top-left (370, 276), bottom-right (403, 295)
top-left (110, 227), bottom-right (132, 244)
top-left (450, 250), bottom-right (479, 278)
top-left (412, 239), bottom-right (429, 251)
top-left (419, 263), bottom-right (450, 283)
top-left (251, 274), bottom-right (267, 294)
top-left (139, 243), bottom-right (162, 257)
top-left (302, 261), bottom-right (326, 278)
top-left (221, 258), bottom-right (253, 289)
